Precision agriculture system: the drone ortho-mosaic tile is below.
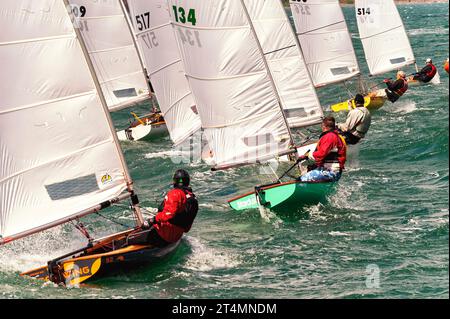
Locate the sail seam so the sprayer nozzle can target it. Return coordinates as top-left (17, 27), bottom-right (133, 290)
top-left (0, 34), bottom-right (75, 46)
top-left (202, 110), bottom-right (283, 129)
top-left (186, 70), bottom-right (267, 82)
top-left (0, 91), bottom-right (96, 115)
top-left (98, 71), bottom-right (145, 84)
top-left (148, 59), bottom-right (181, 76)
top-left (0, 139), bottom-right (116, 186)
top-left (360, 25), bottom-right (403, 40)
top-left (88, 44), bottom-right (136, 54)
top-left (171, 22), bottom-right (247, 31)
top-left (296, 20), bottom-right (345, 36)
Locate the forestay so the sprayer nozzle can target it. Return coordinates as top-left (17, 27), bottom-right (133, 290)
top-left (66, 0), bottom-right (150, 111)
top-left (244, 0), bottom-right (323, 128)
top-left (355, 0), bottom-right (416, 76)
top-left (0, 0), bottom-right (130, 241)
top-left (125, 0), bottom-right (202, 145)
top-left (290, 0), bottom-right (360, 87)
top-left (168, 0), bottom-right (294, 170)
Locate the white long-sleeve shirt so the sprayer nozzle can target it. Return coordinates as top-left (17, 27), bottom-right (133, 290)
top-left (338, 107), bottom-right (371, 139)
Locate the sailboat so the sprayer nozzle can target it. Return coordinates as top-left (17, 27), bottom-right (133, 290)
top-left (329, 0), bottom-right (420, 112)
top-left (123, 0), bottom-right (202, 146)
top-left (289, 0), bottom-right (386, 113)
top-left (0, 0), bottom-right (180, 286)
top-left (168, 0), bottom-right (338, 212)
top-left (65, 0), bottom-right (169, 141)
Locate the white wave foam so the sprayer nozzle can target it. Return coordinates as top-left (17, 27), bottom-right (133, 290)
top-left (387, 100), bottom-right (417, 114)
top-left (184, 237), bottom-right (241, 272)
top-left (328, 231), bottom-right (351, 237)
top-left (408, 27), bottom-right (448, 36)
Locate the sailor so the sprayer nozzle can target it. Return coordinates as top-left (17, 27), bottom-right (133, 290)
top-left (444, 58), bottom-right (449, 74)
top-left (337, 94), bottom-right (372, 145)
top-left (141, 169), bottom-right (198, 247)
top-left (412, 58), bottom-right (437, 83)
top-left (384, 71), bottom-right (409, 103)
top-left (297, 116), bottom-right (347, 182)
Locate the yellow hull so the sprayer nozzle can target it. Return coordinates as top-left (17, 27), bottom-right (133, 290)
top-left (331, 95), bottom-right (386, 113)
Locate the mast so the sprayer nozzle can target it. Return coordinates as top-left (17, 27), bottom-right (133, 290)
top-left (63, 0), bottom-right (144, 226)
top-left (239, 0), bottom-right (296, 151)
top-left (125, 0), bottom-right (202, 146)
top-left (118, 0), bottom-right (153, 96)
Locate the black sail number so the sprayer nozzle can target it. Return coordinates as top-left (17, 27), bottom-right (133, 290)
top-left (135, 12), bottom-right (150, 31)
top-left (357, 7), bottom-right (371, 15)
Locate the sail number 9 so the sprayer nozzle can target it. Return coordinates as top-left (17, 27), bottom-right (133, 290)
top-left (72, 5), bottom-right (86, 18)
top-left (172, 6), bottom-right (197, 26)
top-left (357, 7), bottom-right (371, 15)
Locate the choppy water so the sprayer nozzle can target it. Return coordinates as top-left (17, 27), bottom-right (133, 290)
top-left (1, 3), bottom-right (448, 299)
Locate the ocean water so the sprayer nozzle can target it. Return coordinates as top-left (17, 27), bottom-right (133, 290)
top-left (0, 3), bottom-right (448, 299)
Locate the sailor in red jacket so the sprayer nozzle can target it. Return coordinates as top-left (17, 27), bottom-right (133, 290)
top-left (384, 71), bottom-right (409, 103)
top-left (298, 116), bottom-right (347, 182)
top-left (412, 58), bottom-right (437, 83)
top-left (146, 169), bottom-right (198, 247)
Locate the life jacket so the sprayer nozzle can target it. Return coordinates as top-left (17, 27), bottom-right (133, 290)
top-left (426, 64), bottom-right (437, 79)
top-left (319, 130), bottom-right (347, 171)
top-left (167, 187), bottom-right (198, 233)
top-left (393, 78), bottom-right (408, 97)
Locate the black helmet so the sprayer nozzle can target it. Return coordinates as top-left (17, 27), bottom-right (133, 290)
top-left (173, 169), bottom-right (190, 187)
top-left (354, 94), bottom-right (365, 106)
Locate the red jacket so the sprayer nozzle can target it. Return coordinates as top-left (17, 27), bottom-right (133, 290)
top-left (312, 130), bottom-right (346, 170)
top-left (154, 188), bottom-right (187, 243)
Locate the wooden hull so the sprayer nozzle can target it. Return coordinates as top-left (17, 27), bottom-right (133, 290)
top-left (21, 229), bottom-right (181, 286)
top-left (116, 112), bottom-right (169, 141)
top-left (331, 95), bottom-right (386, 113)
top-left (228, 180), bottom-right (336, 212)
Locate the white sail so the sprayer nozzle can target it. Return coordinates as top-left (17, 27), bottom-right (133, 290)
top-left (290, 0), bottom-right (360, 87)
top-left (168, 0), bottom-right (294, 170)
top-left (355, 0), bottom-right (416, 76)
top-left (0, 0), bottom-right (130, 241)
top-left (66, 0), bottom-right (150, 111)
top-left (244, 0), bottom-right (323, 129)
top-left (125, 0), bottom-right (202, 145)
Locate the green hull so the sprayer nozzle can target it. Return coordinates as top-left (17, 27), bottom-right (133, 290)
top-left (228, 180), bottom-right (336, 212)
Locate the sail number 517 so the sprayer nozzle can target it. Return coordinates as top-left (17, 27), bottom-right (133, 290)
top-left (172, 6), bottom-right (197, 26)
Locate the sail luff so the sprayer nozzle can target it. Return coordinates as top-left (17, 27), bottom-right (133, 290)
top-left (239, 0), bottom-right (296, 149)
top-left (119, 0), bottom-right (153, 95)
top-left (66, 0), bottom-right (150, 112)
top-left (272, 0), bottom-right (324, 128)
top-left (290, 0), bottom-right (360, 87)
top-left (63, 0), bottom-right (144, 227)
top-left (355, 0), bottom-right (416, 76)
top-left (125, 0), bottom-right (202, 145)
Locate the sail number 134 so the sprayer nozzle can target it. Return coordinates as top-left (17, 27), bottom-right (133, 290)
top-left (172, 6), bottom-right (197, 26)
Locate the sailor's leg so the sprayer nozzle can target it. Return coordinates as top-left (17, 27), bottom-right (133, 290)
top-left (300, 168), bottom-right (342, 182)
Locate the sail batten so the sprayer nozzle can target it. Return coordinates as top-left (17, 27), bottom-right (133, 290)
top-left (0, 0), bottom-right (135, 241)
top-left (290, 0), bottom-right (360, 87)
top-left (125, 0), bottom-right (202, 145)
top-left (355, 0), bottom-right (415, 76)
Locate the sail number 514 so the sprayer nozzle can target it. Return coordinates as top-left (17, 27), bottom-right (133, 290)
top-left (357, 7), bottom-right (371, 15)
